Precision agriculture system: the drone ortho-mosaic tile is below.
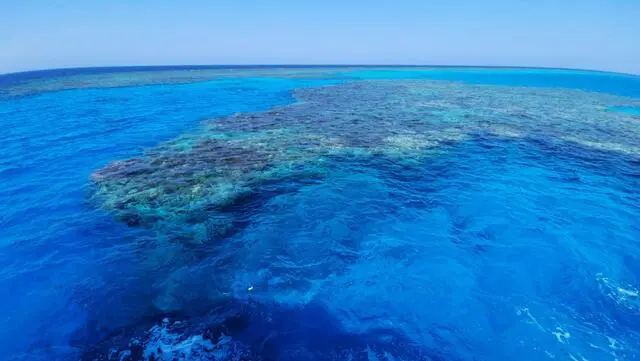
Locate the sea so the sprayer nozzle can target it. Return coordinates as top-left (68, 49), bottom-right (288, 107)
top-left (1, 66), bottom-right (639, 361)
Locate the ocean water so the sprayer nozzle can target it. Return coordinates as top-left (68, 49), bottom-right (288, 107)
top-left (610, 106), bottom-right (640, 116)
top-left (1, 67), bottom-right (639, 361)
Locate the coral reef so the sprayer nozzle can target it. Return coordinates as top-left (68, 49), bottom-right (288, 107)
top-left (91, 80), bottom-right (640, 245)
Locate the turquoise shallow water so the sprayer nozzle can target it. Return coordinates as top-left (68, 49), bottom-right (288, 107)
top-left (610, 106), bottom-right (640, 116)
top-left (1, 67), bottom-right (640, 361)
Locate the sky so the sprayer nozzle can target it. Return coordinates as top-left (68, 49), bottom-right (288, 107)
top-left (2, 0), bottom-right (639, 74)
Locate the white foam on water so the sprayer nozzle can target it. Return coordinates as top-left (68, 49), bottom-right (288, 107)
top-left (143, 324), bottom-right (213, 360)
top-left (516, 306), bottom-right (547, 331)
top-left (552, 327), bottom-right (571, 344)
top-left (616, 287), bottom-right (638, 297)
top-left (139, 321), bottom-right (249, 361)
top-left (607, 336), bottom-right (623, 351)
top-left (544, 350), bottom-right (556, 359)
top-left (596, 273), bottom-right (639, 310)
top-left (569, 354), bottom-right (590, 361)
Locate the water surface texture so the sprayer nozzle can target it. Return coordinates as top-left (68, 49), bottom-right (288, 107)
top-left (1, 66), bottom-right (640, 361)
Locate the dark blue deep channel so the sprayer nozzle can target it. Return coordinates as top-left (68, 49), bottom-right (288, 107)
top-left (1, 67), bottom-right (639, 361)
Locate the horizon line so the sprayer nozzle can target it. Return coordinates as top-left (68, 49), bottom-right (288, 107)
top-left (2, 64), bottom-right (639, 79)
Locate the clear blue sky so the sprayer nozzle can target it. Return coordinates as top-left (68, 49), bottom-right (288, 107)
top-left (2, 0), bottom-right (639, 74)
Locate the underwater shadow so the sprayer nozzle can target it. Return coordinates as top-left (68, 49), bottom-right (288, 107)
top-left (79, 298), bottom-right (463, 361)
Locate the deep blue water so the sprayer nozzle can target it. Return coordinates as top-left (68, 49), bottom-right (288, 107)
top-left (1, 67), bottom-right (640, 361)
